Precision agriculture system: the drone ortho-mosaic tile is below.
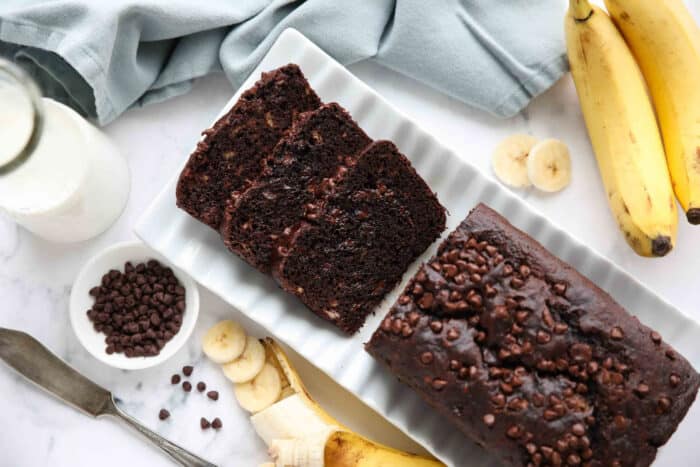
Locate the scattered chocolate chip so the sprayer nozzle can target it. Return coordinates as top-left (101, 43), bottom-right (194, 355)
top-left (183, 365), bottom-right (193, 377)
top-left (483, 413), bottom-right (495, 427)
top-left (429, 321), bottom-right (443, 333)
top-left (211, 417), bottom-right (222, 430)
top-left (650, 331), bottom-right (662, 345)
top-left (197, 382), bottom-right (206, 392)
top-left (171, 374), bottom-right (181, 385)
top-left (610, 327), bottom-right (624, 340)
top-left (553, 282), bottom-right (567, 295)
top-left (200, 417), bottom-right (211, 429)
top-left (158, 409), bottom-right (170, 420)
top-left (207, 391), bottom-right (219, 401)
top-left (183, 381), bottom-right (192, 392)
top-left (420, 352), bottom-right (434, 365)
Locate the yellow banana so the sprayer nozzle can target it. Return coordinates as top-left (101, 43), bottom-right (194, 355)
top-left (565, 0), bottom-right (678, 256)
top-left (260, 338), bottom-right (443, 467)
top-left (604, 0), bottom-right (700, 224)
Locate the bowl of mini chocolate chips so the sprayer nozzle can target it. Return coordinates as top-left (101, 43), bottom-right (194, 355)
top-left (70, 240), bottom-right (199, 369)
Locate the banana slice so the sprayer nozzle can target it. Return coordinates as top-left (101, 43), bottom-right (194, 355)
top-left (202, 320), bottom-right (247, 364)
top-left (527, 139), bottom-right (572, 192)
top-left (222, 336), bottom-right (266, 383)
top-left (491, 134), bottom-right (538, 188)
top-left (234, 363), bottom-right (282, 413)
top-left (251, 394), bottom-right (331, 446)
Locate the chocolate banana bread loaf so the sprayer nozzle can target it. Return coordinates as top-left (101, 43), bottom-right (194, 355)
top-left (273, 141), bottom-right (446, 334)
top-left (176, 64), bottom-right (321, 229)
top-left (366, 203), bottom-right (699, 467)
top-left (219, 103), bottom-right (371, 272)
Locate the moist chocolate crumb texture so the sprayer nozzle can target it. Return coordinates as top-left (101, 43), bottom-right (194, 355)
top-left (219, 102), bottom-right (372, 273)
top-left (176, 64), bottom-right (321, 229)
top-left (273, 140), bottom-right (446, 334)
top-left (366, 203), bottom-right (699, 467)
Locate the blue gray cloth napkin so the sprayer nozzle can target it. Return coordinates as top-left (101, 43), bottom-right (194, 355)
top-left (0, 0), bottom-right (568, 126)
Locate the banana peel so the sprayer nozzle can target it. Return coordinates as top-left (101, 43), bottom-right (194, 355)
top-left (259, 338), bottom-right (444, 467)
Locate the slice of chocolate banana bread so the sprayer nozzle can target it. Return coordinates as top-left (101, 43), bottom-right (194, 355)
top-left (219, 103), bottom-right (372, 272)
top-left (366, 203), bottom-right (699, 466)
top-left (273, 141), bottom-right (446, 334)
top-left (176, 64), bottom-right (321, 229)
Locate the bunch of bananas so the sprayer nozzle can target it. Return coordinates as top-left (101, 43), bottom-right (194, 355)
top-left (565, 0), bottom-right (700, 257)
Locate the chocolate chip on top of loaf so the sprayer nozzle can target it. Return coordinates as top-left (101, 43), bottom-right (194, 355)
top-left (176, 64), bottom-right (321, 229)
top-left (366, 203), bottom-right (699, 467)
top-left (273, 140), bottom-right (446, 334)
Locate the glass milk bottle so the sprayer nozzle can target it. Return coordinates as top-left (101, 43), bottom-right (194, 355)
top-left (0, 58), bottom-right (130, 242)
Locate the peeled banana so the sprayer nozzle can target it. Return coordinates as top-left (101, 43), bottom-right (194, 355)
top-left (604, 0), bottom-right (700, 224)
top-left (257, 338), bottom-right (444, 467)
top-left (565, 0), bottom-right (678, 256)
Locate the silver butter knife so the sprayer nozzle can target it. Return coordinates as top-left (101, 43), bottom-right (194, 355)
top-left (0, 327), bottom-right (216, 467)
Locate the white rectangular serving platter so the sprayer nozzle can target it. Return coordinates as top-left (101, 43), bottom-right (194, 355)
top-left (136, 28), bottom-right (700, 467)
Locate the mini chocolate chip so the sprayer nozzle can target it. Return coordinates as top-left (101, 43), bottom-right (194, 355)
top-left (468, 294), bottom-right (483, 308)
top-left (650, 331), bottom-right (662, 344)
top-left (171, 374), bottom-right (181, 385)
top-left (635, 383), bottom-right (650, 396)
top-left (491, 393), bottom-right (506, 407)
top-left (197, 382), bottom-right (206, 392)
top-left (553, 322), bottom-right (568, 334)
top-left (407, 311), bottom-right (420, 325)
top-left (553, 282), bottom-right (567, 295)
top-left (429, 321), bottom-right (443, 333)
top-left (158, 409), bottom-right (170, 420)
top-left (390, 319), bottom-right (403, 335)
top-left (431, 378), bottom-right (447, 390)
top-left (446, 328), bottom-right (460, 341)
top-left (571, 423), bottom-right (585, 436)
top-left (506, 425), bottom-right (522, 439)
top-left (211, 418), bottom-right (222, 430)
top-left (493, 306), bottom-right (509, 320)
top-left (666, 349), bottom-right (676, 360)
top-left (458, 367), bottom-right (469, 379)
top-left (510, 277), bottom-right (524, 289)
top-left (200, 417), bottom-right (211, 429)
top-left (567, 454), bottom-right (581, 466)
top-left (420, 352), bottom-right (434, 365)
top-left (380, 318), bottom-right (392, 332)
top-left (449, 359), bottom-right (461, 371)
top-left (543, 409), bottom-right (559, 421)
top-left (502, 264), bottom-right (513, 276)
top-left (400, 324), bottom-right (413, 337)
top-left (610, 327), bottom-right (624, 340)
top-left (183, 365), bottom-right (193, 376)
top-left (417, 292), bottom-right (434, 310)
top-left (182, 381), bottom-right (192, 392)
top-left (207, 391), bottom-right (219, 401)
top-left (657, 396), bottom-right (672, 413)
top-left (670, 374), bottom-right (681, 388)
top-left (613, 415), bottom-right (628, 431)
top-left (483, 413), bottom-right (495, 427)
top-left (536, 330), bottom-right (551, 344)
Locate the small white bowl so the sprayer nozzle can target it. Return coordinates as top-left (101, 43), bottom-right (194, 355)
top-left (70, 240), bottom-right (199, 370)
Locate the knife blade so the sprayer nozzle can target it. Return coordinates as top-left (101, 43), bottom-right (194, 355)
top-left (0, 327), bottom-right (217, 467)
top-left (0, 327), bottom-right (112, 416)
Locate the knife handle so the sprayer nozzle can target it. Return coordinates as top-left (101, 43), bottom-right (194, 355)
top-left (103, 397), bottom-right (217, 467)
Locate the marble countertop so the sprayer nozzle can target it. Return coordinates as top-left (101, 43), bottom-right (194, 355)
top-left (2, 9), bottom-right (700, 464)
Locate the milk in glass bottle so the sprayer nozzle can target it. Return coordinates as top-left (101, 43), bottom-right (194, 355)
top-left (0, 58), bottom-right (130, 242)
